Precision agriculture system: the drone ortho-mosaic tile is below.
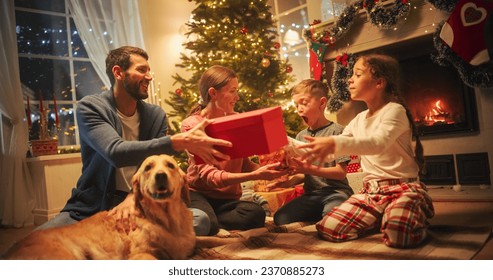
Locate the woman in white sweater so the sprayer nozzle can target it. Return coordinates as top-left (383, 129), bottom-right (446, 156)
top-left (299, 54), bottom-right (434, 248)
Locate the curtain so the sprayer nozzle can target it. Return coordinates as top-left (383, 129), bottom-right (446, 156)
top-left (0, 0), bottom-right (35, 227)
top-left (67, 0), bottom-right (146, 89)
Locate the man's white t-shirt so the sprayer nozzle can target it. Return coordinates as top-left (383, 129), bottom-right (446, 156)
top-left (115, 109), bottom-right (140, 192)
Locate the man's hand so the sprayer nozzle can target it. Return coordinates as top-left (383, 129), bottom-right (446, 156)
top-left (108, 193), bottom-right (139, 234)
top-left (171, 118), bottom-right (232, 166)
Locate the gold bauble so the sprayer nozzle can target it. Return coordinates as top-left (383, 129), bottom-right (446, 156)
top-left (261, 58), bottom-right (270, 68)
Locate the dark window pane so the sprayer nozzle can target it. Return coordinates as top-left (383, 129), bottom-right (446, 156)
top-left (19, 57), bottom-right (72, 101)
top-left (74, 61), bottom-right (107, 100)
top-left (16, 11), bottom-right (69, 56)
top-left (70, 18), bottom-right (88, 58)
top-left (15, 0), bottom-right (65, 13)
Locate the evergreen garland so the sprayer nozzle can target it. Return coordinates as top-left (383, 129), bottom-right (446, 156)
top-left (304, 0), bottom-right (413, 45)
top-left (303, 1), bottom-right (362, 45)
top-left (328, 53), bottom-right (357, 112)
top-left (364, 0), bottom-right (412, 29)
top-left (426, 0), bottom-right (457, 12)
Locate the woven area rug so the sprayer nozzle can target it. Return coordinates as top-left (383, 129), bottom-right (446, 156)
top-left (192, 220), bottom-right (491, 260)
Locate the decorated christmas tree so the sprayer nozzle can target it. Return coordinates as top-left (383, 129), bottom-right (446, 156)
top-left (165, 0), bottom-right (305, 167)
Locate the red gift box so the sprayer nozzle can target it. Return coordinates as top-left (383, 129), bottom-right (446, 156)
top-left (195, 106), bottom-right (288, 163)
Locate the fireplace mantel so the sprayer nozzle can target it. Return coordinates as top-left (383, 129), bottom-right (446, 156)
top-left (314, 0), bottom-right (449, 61)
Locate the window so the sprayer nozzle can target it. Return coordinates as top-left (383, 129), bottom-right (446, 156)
top-left (268, 0), bottom-right (310, 85)
top-left (267, 1), bottom-right (357, 85)
top-left (15, 0), bottom-right (106, 146)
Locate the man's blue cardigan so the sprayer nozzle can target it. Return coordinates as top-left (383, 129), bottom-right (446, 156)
top-left (62, 89), bottom-right (178, 220)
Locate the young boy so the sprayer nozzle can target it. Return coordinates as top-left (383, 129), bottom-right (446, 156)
top-left (271, 79), bottom-right (353, 225)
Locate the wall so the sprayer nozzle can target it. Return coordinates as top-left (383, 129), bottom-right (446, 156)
top-left (318, 1), bottom-right (493, 185)
top-left (138, 0), bottom-right (195, 117)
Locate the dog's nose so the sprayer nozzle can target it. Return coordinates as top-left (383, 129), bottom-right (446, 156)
top-left (155, 172), bottom-right (168, 190)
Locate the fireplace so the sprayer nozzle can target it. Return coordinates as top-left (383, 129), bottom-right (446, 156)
top-left (374, 35), bottom-right (479, 138)
top-left (400, 53), bottom-right (479, 137)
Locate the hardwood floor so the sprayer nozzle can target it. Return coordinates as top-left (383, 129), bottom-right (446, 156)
top-left (1, 188), bottom-right (492, 259)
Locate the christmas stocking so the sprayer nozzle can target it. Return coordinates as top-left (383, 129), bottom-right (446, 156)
top-left (309, 42), bottom-right (326, 80)
top-left (439, 0), bottom-right (493, 65)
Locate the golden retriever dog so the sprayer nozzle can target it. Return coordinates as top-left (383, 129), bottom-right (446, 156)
top-left (3, 155), bottom-right (196, 260)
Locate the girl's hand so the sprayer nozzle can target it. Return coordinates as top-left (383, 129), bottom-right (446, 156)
top-left (298, 136), bottom-right (336, 167)
top-left (287, 157), bottom-right (310, 174)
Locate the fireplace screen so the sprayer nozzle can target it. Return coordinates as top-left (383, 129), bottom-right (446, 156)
top-left (400, 54), bottom-right (479, 137)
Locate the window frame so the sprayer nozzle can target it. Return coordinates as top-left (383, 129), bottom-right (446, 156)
top-left (15, 2), bottom-right (104, 148)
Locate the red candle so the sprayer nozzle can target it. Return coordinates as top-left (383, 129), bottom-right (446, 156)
top-left (26, 96), bottom-right (32, 127)
top-left (53, 94), bottom-right (59, 127)
top-left (39, 92), bottom-right (43, 113)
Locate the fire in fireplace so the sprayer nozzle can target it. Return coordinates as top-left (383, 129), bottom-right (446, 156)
top-left (331, 35), bottom-right (479, 138)
top-left (400, 53), bottom-right (478, 137)
top-left (421, 100), bottom-right (453, 125)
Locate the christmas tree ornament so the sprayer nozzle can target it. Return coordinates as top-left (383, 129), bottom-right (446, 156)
top-left (261, 57), bottom-right (271, 67)
top-left (240, 26), bottom-right (248, 35)
top-left (286, 65), bottom-right (293, 73)
top-left (175, 88), bottom-right (183, 95)
top-left (273, 42), bottom-right (281, 49)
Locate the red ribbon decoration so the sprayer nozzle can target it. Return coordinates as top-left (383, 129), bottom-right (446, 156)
top-left (336, 53), bottom-right (348, 67)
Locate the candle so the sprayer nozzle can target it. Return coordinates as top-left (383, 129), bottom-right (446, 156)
top-left (53, 94), bottom-right (59, 127)
top-left (39, 92), bottom-right (43, 113)
top-left (26, 96), bottom-right (32, 127)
